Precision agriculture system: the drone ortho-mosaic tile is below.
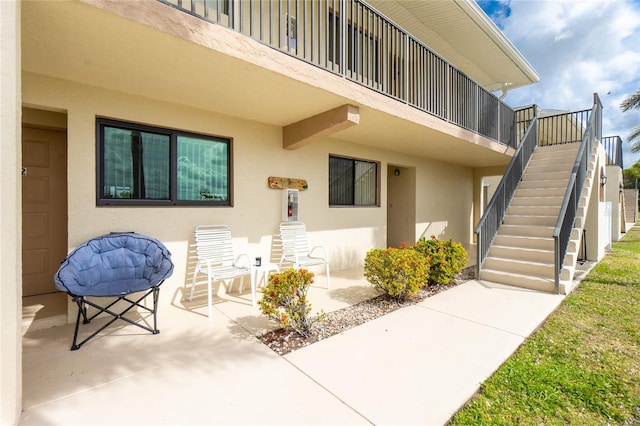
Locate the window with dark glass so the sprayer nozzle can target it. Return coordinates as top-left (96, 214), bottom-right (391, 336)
top-left (97, 118), bottom-right (231, 206)
top-left (329, 155), bottom-right (378, 206)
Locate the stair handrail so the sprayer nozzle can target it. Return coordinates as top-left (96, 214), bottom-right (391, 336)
top-left (553, 93), bottom-right (603, 293)
top-left (474, 107), bottom-right (539, 278)
top-left (602, 136), bottom-right (624, 169)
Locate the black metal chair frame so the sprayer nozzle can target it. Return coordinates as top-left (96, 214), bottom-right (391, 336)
top-left (70, 285), bottom-right (161, 351)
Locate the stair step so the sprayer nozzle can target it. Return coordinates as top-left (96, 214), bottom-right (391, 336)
top-left (506, 205), bottom-right (560, 217)
top-left (483, 257), bottom-right (554, 278)
top-left (523, 171), bottom-right (572, 181)
top-left (510, 196), bottom-right (564, 207)
top-left (527, 160), bottom-right (574, 170)
top-left (479, 269), bottom-right (555, 293)
top-left (528, 156), bottom-right (575, 167)
top-left (503, 215), bottom-right (557, 227)
top-left (493, 234), bottom-right (555, 251)
top-left (498, 224), bottom-right (553, 238)
top-left (519, 179), bottom-right (569, 189)
top-left (530, 146), bottom-right (577, 156)
top-left (526, 164), bottom-right (571, 175)
top-left (515, 187), bottom-right (566, 197)
top-left (489, 245), bottom-right (555, 263)
top-left (537, 143), bottom-right (580, 151)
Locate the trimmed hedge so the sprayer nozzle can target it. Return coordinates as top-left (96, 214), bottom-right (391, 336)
top-left (364, 247), bottom-right (430, 300)
top-left (412, 236), bottom-right (468, 285)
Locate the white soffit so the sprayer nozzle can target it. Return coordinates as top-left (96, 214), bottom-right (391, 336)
top-left (367, 0), bottom-right (540, 94)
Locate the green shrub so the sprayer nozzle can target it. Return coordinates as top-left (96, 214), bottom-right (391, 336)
top-left (364, 247), bottom-right (430, 300)
top-left (412, 236), bottom-right (468, 285)
top-left (258, 268), bottom-right (324, 337)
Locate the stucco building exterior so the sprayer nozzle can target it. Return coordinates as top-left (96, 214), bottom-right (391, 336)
top-left (1, 1), bottom-right (627, 423)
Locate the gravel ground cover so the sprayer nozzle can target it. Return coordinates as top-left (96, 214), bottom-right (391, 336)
top-left (258, 267), bottom-right (475, 355)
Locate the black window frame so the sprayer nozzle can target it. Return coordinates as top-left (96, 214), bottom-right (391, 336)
top-left (329, 154), bottom-right (380, 207)
top-left (96, 118), bottom-right (233, 207)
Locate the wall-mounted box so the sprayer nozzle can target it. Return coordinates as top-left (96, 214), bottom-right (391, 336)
top-left (282, 189), bottom-right (299, 222)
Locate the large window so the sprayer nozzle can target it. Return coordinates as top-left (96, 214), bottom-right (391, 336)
top-left (329, 155), bottom-right (378, 206)
top-left (97, 118), bottom-right (231, 206)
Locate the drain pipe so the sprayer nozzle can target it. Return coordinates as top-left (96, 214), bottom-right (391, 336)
top-left (578, 229), bottom-right (587, 264)
top-left (499, 82), bottom-right (514, 100)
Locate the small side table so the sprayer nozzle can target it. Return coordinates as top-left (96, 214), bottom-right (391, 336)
top-left (251, 263), bottom-right (280, 305)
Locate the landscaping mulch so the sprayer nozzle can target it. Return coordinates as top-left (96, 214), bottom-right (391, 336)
top-left (257, 267), bottom-right (475, 355)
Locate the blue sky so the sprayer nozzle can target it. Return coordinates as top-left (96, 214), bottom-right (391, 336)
top-left (478, 0), bottom-right (640, 166)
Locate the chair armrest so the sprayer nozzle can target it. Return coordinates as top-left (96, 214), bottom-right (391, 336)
top-left (309, 245), bottom-right (328, 260)
top-left (281, 247), bottom-right (301, 263)
top-left (234, 253), bottom-right (254, 271)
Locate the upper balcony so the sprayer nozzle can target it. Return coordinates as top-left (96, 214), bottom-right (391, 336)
top-left (21, 0), bottom-right (539, 167)
top-left (162, 0), bottom-right (531, 147)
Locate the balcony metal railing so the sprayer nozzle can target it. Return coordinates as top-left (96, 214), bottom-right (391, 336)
top-left (553, 93), bottom-right (602, 293)
top-left (514, 104), bottom-right (537, 141)
top-left (160, 0), bottom-right (517, 148)
top-left (538, 109), bottom-right (591, 146)
top-left (474, 105), bottom-right (538, 277)
top-left (602, 136), bottom-right (623, 168)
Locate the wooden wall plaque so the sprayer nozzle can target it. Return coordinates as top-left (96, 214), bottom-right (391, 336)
top-left (268, 176), bottom-right (308, 190)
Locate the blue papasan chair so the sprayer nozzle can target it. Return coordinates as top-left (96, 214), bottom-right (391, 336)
top-left (54, 232), bottom-right (174, 350)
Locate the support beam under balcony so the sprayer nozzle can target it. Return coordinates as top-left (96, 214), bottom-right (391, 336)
top-left (283, 104), bottom-right (360, 150)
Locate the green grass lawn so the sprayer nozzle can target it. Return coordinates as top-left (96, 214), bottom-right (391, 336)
top-left (450, 226), bottom-right (640, 425)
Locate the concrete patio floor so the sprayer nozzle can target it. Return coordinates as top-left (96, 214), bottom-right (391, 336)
top-left (20, 267), bottom-right (573, 425)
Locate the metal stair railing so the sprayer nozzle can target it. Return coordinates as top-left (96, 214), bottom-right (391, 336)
top-left (553, 93), bottom-right (602, 293)
top-left (538, 108), bottom-right (591, 146)
top-left (602, 136), bottom-right (623, 168)
top-left (474, 106), bottom-right (539, 278)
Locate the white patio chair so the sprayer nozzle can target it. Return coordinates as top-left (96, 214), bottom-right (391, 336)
top-left (188, 225), bottom-right (255, 319)
top-left (279, 221), bottom-right (330, 289)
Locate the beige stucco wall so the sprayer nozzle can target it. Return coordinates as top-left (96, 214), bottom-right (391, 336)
top-left (584, 144), bottom-right (609, 262)
top-left (1, 1), bottom-right (21, 424)
top-left (471, 165), bottom-right (506, 242)
top-left (415, 161), bottom-right (474, 242)
top-left (606, 164), bottom-right (624, 242)
top-left (22, 72), bottom-right (476, 310)
top-left (482, 175), bottom-right (503, 207)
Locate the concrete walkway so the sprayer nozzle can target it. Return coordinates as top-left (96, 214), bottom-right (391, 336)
top-left (20, 272), bottom-right (569, 425)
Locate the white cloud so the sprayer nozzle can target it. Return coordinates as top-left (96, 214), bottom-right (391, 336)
top-left (494, 0), bottom-right (640, 166)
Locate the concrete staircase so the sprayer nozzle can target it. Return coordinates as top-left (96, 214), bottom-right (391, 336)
top-left (479, 143), bottom-right (598, 294)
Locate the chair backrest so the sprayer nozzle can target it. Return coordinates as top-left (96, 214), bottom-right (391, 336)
top-left (54, 232), bottom-right (174, 297)
top-left (280, 221), bottom-right (311, 256)
top-left (194, 225), bottom-right (236, 265)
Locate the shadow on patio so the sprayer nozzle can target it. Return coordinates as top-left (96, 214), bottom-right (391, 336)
top-left (20, 267), bottom-right (376, 425)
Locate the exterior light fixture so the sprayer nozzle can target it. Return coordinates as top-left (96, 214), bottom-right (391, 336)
top-left (394, 168), bottom-right (400, 176)
top-left (600, 174), bottom-right (607, 186)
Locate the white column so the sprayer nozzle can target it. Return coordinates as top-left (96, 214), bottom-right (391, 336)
top-left (0, 0), bottom-right (22, 424)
